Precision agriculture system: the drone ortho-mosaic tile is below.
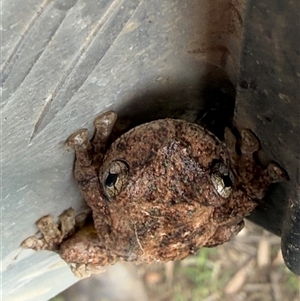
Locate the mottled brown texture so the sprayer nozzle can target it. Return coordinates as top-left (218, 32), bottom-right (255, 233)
top-left (22, 111), bottom-right (288, 278)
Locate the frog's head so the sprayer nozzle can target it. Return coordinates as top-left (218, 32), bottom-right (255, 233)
top-left (99, 119), bottom-right (238, 207)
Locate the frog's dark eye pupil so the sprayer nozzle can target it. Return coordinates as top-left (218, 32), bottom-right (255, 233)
top-left (210, 159), bottom-right (233, 198)
top-left (105, 173), bottom-right (118, 187)
top-left (102, 160), bottom-right (129, 198)
top-left (222, 175), bottom-right (233, 187)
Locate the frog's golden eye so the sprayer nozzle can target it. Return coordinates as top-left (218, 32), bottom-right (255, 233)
top-left (210, 160), bottom-right (233, 198)
top-left (102, 160), bottom-right (129, 198)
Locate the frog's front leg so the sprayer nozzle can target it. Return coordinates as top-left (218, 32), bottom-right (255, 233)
top-left (225, 128), bottom-right (288, 200)
top-left (66, 111), bottom-right (119, 250)
top-left (59, 112), bottom-right (119, 277)
top-left (66, 111), bottom-right (117, 188)
top-left (59, 223), bottom-right (117, 278)
top-left (66, 111), bottom-right (117, 213)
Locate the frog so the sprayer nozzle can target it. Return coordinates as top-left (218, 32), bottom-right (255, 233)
top-left (22, 111), bottom-right (288, 278)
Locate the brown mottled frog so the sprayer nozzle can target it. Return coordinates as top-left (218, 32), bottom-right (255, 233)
top-left (22, 111), bottom-right (287, 278)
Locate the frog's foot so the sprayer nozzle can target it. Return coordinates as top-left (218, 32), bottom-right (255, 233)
top-left (266, 161), bottom-right (289, 182)
top-left (204, 220), bottom-right (244, 247)
top-left (239, 129), bottom-right (260, 155)
top-left (69, 263), bottom-right (105, 279)
top-left (66, 128), bottom-right (98, 185)
top-left (239, 129), bottom-right (288, 184)
top-left (22, 208), bottom-right (86, 251)
top-left (66, 112), bottom-right (117, 179)
top-left (66, 129), bottom-right (92, 168)
top-left (66, 129), bottom-right (90, 152)
top-left (92, 111), bottom-right (117, 153)
top-left (225, 128), bottom-right (288, 200)
top-left (59, 223), bottom-right (117, 278)
top-left (225, 128), bottom-right (260, 161)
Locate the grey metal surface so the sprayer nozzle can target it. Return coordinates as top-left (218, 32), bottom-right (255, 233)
top-left (59, 263), bottom-right (149, 301)
top-left (2, 0), bottom-right (246, 299)
top-left (234, 0), bottom-right (300, 275)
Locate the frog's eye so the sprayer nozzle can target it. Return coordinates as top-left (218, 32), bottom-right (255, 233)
top-left (210, 160), bottom-right (233, 198)
top-left (102, 160), bottom-right (129, 198)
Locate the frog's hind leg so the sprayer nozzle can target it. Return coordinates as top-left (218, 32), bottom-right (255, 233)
top-left (22, 208), bottom-right (77, 251)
